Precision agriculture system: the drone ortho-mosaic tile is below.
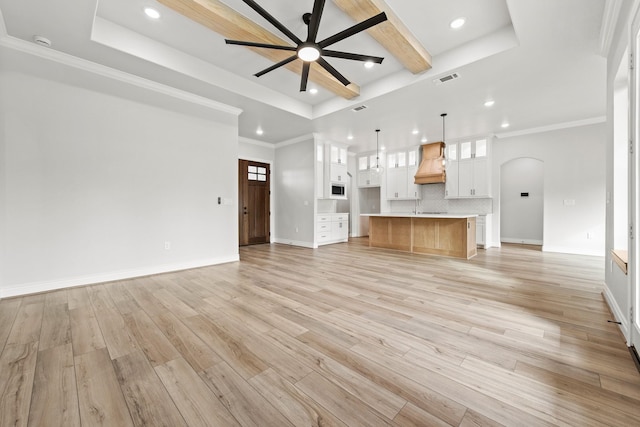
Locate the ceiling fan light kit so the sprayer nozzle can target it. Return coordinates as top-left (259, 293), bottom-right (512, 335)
top-left (225, 0), bottom-right (388, 91)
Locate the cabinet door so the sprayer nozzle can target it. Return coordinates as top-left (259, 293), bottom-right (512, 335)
top-left (358, 170), bottom-right (370, 187)
top-left (476, 221), bottom-right (485, 246)
top-left (407, 165), bottom-right (420, 199)
top-left (331, 220), bottom-right (348, 240)
top-left (473, 158), bottom-right (489, 197)
top-left (330, 163), bottom-right (347, 183)
top-left (386, 167), bottom-right (404, 199)
top-left (445, 161), bottom-right (459, 198)
top-left (458, 161), bottom-right (474, 197)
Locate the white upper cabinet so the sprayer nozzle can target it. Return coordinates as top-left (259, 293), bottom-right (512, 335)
top-left (331, 145), bottom-right (347, 165)
top-left (445, 138), bottom-right (491, 199)
top-left (386, 147), bottom-right (421, 200)
top-left (357, 152), bottom-right (382, 188)
top-left (318, 142), bottom-right (349, 199)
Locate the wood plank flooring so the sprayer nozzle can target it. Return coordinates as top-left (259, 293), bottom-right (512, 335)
top-left (1, 239), bottom-right (639, 426)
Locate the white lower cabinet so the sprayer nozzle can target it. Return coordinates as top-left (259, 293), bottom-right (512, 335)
top-left (476, 214), bottom-right (492, 248)
top-left (317, 213), bottom-right (349, 246)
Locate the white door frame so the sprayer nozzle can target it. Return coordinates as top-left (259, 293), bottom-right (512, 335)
top-left (629, 4), bottom-right (640, 350)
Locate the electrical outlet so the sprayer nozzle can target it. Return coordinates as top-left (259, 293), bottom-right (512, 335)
top-left (295, 227), bottom-right (299, 233)
top-left (164, 241), bottom-right (171, 250)
top-left (586, 232), bottom-right (591, 240)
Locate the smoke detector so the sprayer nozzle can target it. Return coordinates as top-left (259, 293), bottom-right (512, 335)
top-left (32, 35), bottom-right (52, 47)
top-left (433, 72), bottom-right (460, 85)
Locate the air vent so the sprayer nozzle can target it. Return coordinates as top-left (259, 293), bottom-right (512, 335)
top-left (351, 105), bottom-right (368, 112)
top-left (433, 72), bottom-right (460, 85)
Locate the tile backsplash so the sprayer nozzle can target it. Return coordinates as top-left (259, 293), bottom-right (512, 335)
top-left (387, 183), bottom-right (493, 214)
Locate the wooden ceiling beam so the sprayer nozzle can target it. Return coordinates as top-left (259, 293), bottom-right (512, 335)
top-left (332, 0), bottom-right (432, 74)
top-left (157, 0), bottom-right (360, 99)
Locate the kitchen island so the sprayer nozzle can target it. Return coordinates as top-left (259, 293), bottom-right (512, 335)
top-left (366, 213), bottom-right (477, 259)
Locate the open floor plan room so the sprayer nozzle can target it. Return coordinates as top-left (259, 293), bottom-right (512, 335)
top-left (0, 240), bottom-right (639, 426)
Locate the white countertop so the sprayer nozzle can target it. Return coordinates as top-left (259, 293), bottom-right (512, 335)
top-left (362, 213), bottom-right (478, 219)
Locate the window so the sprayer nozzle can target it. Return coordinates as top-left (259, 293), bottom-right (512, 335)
top-left (248, 165), bottom-right (267, 181)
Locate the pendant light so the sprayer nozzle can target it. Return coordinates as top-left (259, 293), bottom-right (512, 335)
top-left (372, 129), bottom-right (384, 174)
top-left (441, 113), bottom-right (447, 166)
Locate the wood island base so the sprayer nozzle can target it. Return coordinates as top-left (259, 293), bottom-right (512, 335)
top-left (368, 215), bottom-right (477, 259)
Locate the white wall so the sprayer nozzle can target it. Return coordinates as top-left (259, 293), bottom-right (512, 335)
top-left (239, 138), bottom-right (275, 163)
top-left (491, 123), bottom-right (606, 256)
top-left (273, 138), bottom-right (315, 247)
top-left (500, 158), bottom-right (544, 244)
top-left (0, 69), bottom-right (240, 297)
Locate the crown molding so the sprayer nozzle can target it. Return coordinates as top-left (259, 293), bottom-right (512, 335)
top-left (495, 116), bottom-right (606, 139)
top-left (599, 0), bottom-right (623, 57)
top-left (239, 136), bottom-right (276, 149)
top-left (275, 133), bottom-right (317, 148)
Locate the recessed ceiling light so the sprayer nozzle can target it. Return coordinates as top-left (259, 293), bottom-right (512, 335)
top-left (364, 61), bottom-right (375, 69)
top-left (309, 88), bottom-right (318, 95)
top-left (484, 100), bottom-right (495, 107)
top-left (381, 146), bottom-right (386, 151)
top-left (256, 128), bottom-right (264, 135)
top-left (421, 137), bottom-right (428, 143)
top-left (412, 129), bottom-right (419, 135)
top-left (501, 122), bottom-right (510, 128)
top-left (347, 135), bottom-right (354, 140)
top-left (144, 7), bottom-right (161, 19)
top-left (450, 17), bottom-right (466, 29)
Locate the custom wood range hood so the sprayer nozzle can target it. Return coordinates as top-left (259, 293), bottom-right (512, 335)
top-left (414, 141), bottom-right (446, 184)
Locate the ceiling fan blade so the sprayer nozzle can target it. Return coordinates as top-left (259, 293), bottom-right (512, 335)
top-left (300, 62), bottom-right (310, 92)
top-left (317, 57), bottom-right (350, 86)
top-left (241, 0), bottom-right (302, 45)
top-left (225, 39), bottom-right (297, 52)
top-left (322, 49), bottom-right (384, 63)
top-left (254, 54), bottom-right (298, 77)
top-left (307, 0), bottom-right (326, 42)
top-left (318, 12), bottom-right (388, 49)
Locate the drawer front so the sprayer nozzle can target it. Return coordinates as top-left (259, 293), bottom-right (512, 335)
top-left (333, 213), bottom-right (349, 222)
top-left (317, 232), bottom-right (332, 242)
top-left (317, 215), bottom-right (332, 223)
top-left (317, 222), bottom-right (331, 232)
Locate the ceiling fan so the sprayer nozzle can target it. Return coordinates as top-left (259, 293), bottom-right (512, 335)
top-left (225, 0), bottom-right (388, 92)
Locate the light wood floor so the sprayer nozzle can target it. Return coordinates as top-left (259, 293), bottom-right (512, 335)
top-left (1, 239), bottom-right (639, 426)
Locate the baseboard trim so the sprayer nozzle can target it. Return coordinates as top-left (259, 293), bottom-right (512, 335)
top-left (630, 346), bottom-right (640, 374)
top-left (272, 238), bottom-right (315, 249)
top-left (542, 245), bottom-right (604, 257)
top-left (602, 284), bottom-right (629, 342)
top-left (0, 255), bottom-right (239, 299)
top-left (501, 237), bottom-right (543, 245)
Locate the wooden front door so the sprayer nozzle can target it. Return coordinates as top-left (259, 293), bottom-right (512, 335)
top-left (238, 159), bottom-right (270, 246)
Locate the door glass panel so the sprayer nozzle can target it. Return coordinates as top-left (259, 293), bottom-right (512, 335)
top-left (359, 157), bottom-right (368, 170)
top-left (475, 139), bottom-right (487, 157)
top-left (460, 142), bottom-right (472, 159)
top-left (448, 144), bottom-right (457, 161)
top-left (397, 152), bottom-right (407, 167)
top-left (248, 173), bottom-right (257, 181)
top-left (248, 165), bottom-right (257, 173)
top-left (388, 153), bottom-right (397, 168)
top-left (408, 150), bottom-right (417, 166)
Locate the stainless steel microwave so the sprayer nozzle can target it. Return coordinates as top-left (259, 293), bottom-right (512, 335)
top-left (331, 183), bottom-right (346, 197)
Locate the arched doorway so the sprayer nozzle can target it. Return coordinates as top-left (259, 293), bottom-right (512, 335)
top-left (500, 158), bottom-right (544, 246)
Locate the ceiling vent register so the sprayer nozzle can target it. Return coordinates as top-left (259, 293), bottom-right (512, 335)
top-left (433, 72), bottom-right (460, 85)
top-left (351, 105), bottom-right (368, 112)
